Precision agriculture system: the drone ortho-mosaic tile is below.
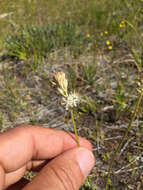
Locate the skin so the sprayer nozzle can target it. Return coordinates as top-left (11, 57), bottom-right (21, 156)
top-left (0, 125), bottom-right (94, 190)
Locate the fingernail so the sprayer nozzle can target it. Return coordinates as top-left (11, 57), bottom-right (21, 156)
top-left (76, 148), bottom-right (95, 178)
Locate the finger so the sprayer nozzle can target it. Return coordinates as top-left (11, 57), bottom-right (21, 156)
top-left (5, 160), bottom-right (46, 188)
top-left (0, 125), bottom-right (92, 173)
top-left (0, 165), bottom-right (4, 190)
top-left (6, 178), bottom-right (29, 190)
top-left (5, 166), bottom-right (26, 189)
top-left (23, 148), bottom-right (95, 190)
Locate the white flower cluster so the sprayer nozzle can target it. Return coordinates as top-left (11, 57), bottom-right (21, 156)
top-left (62, 92), bottom-right (81, 110)
top-left (54, 72), bottom-right (81, 110)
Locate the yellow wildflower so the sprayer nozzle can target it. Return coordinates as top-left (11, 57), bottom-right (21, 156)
top-left (119, 20), bottom-right (125, 28)
top-left (86, 33), bottom-right (90, 38)
top-left (108, 45), bottom-right (113, 50)
top-left (106, 40), bottom-right (110, 45)
top-left (120, 24), bottom-right (123, 28)
top-left (104, 31), bottom-right (108, 35)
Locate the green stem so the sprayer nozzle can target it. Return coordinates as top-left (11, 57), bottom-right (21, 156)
top-left (70, 109), bottom-right (94, 189)
top-left (87, 175), bottom-right (95, 190)
top-left (70, 108), bottom-right (80, 147)
top-left (105, 91), bottom-right (143, 190)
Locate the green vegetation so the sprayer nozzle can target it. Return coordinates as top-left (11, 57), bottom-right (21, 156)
top-left (5, 22), bottom-right (91, 61)
top-left (0, 0), bottom-right (143, 189)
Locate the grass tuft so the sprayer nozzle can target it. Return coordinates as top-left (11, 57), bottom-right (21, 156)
top-left (5, 21), bottom-right (91, 61)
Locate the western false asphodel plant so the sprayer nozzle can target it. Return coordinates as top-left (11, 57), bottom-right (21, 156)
top-left (54, 71), bottom-right (81, 147)
top-left (54, 72), bottom-right (97, 189)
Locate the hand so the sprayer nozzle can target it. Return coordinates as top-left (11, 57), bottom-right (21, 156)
top-left (0, 126), bottom-right (95, 190)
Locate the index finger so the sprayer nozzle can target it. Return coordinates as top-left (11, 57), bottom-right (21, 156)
top-left (0, 125), bottom-right (92, 173)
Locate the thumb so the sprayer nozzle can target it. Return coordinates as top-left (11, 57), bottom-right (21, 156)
top-left (23, 148), bottom-right (95, 190)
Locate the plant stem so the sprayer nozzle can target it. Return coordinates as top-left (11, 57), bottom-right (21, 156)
top-left (87, 175), bottom-right (95, 190)
top-left (70, 108), bottom-right (80, 147)
top-left (70, 108), bottom-right (95, 189)
top-left (105, 91), bottom-right (143, 190)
